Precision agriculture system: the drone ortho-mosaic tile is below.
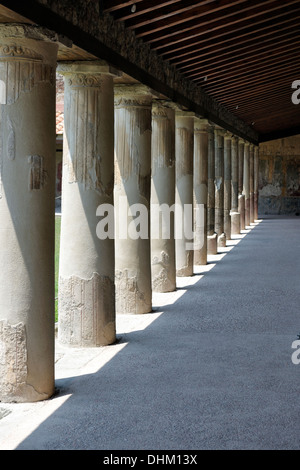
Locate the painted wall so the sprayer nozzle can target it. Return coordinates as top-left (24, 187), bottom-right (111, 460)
top-left (258, 135), bottom-right (300, 215)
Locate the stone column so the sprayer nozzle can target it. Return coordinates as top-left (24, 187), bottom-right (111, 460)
top-left (151, 100), bottom-right (176, 292)
top-left (238, 139), bottom-right (245, 230)
top-left (193, 118), bottom-right (208, 265)
top-left (175, 111), bottom-right (194, 276)
top-left (224, 132), bottom-right (232, 241)
top-left (215, 128), bottom-right (226, 247)
top-left (58, 62), bottom-right (116, 347)
top-left (243, 142), bottom-right (250, 227)
top-left (231, 136), bottom-right (240, 234)
top-left (250, 143), bottom-right (255, 224)
top-left (207, 123), bottom-right (217, 254)
top-left (0, 27), bottom-right (58, 402)
top-left (114, 84), bottom-right (152, 314)
top-left (254, 145), bottom-right (259, 220)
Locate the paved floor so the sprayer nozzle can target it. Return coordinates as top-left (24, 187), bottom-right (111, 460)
top-left (0, 216), bottom-right (300, 450)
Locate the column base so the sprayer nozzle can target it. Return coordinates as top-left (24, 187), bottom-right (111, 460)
top-left (231, 211), bottom-right (240, 235)
top-left (207, 233), bottom-right (218, 255)
top-left (217, 233), bottom-right (226, 247)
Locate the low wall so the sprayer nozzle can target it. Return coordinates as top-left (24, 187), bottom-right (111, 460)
top-left (259, 136), bottom-right (300, 215)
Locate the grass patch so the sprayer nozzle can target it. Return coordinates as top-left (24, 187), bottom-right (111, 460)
top-left (55, 215), bottom-right (61, 323)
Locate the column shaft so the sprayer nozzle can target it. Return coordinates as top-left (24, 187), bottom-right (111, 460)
top-left (215, 129), bottom-right (226, 247)
top-left (194, 118), bottom-right (208, 265)
top-left (231, 136), bottom-right (240, 234)
top-left (0, 31), bottom-right (58, 402)
top-left (243, 142), bottom-right (250, 227)
top-left (224, 133), bottom-right (232, 240)
top-left (250, 143), bottom-right (255, 224)
top-left (207, 124), bottom-right (217, 254)
top-left (175, 112), bottom-right (194, 276)
top-left (238, 139), bottom-right (245, 230)
top-left (151, 101), bottom-right (176, 292)
top-left (254, 146), bottom-right (259, 220)
top-left (58, 63), bottom-right (116, 346)
top-left (114, 85), bottom-right (152, 313)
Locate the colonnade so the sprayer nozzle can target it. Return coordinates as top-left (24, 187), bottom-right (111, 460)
top-left (0, 29), bottom-right (259, 403)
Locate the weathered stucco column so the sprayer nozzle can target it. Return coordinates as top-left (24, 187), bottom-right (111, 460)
top-left (249, 143), bottom-right (255, 224)
top-left (151, 100), bottom-right (176, 292)
top-left (0, 26), bottom-right (58, 402)
top-left (58, 62), bottom-right (116, 347)
top-left (231, 136), bottom-right (240, 234)
top-left (207, 123), bottom-right (217, 254)
top-left (238, 139), bottom-right (245, 230)
top-left (254, 145), bottom-right (259, 220)
top-left (175, 111), bottom-right (194, 276)
top-left (243, 142), bottom-right (251, 227)
top-left (193, 118), bottom-right (208, 265)
top-left (114, 84), bottom-right (152, 313)
top-left (224, 132), bottom-right (232, 241)
top-left (215, 128), bottom-right (226, 247)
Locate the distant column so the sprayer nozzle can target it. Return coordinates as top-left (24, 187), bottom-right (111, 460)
top-left (254, 145), bottom-right (259, 220)
top-left (207, 123), bottom-right (217, 254)
top-left (215, 128), bottom-right (226, 247)
top-left (151, 100), bottom-right (176, 292)
top-left (194, 118), bottom-right (208, 265)
top-left (231, 136), bottom-right (240, 234)
top-left (175, 111), bottom-right (194, 276)
top-left (243, 142), bottom-right (250, 227)
top-left (224, 133), bottom-right (232, 241)
top-left (0, 28), bottom-right (58, 402)
top-left (238, 139), bottom-right (245, 230)
top-left (114, 84), bottom-right (153, 314)
top-left (250, 143), bottom-right (255, 224)
top-left (58, 62), bottom-right (116, 346)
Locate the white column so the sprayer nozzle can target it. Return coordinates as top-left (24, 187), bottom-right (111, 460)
top-left (58, 62), bottom-right (116, 347)
top-left (231, 136), bottom-right (240, 234)
top-left (194, 118), bottom-right (208, 265)
top-left (254, 145), bottom-right (259, 220)
top-left (238, 139), bottom-right (245, 230)
top-left (250, 143), bottom-right (255, 224)
top-left (114, 84), bottom-right (152, 314)
top-left (243, 142), bottom-right (250, 227)
top-left (224, 132), bottom-right (232, 241)
top-left (215, 128), bottom-right (226, 247)
top-left (175, 111), bottom-right (194, 276)
top-left (207, 123), bottom-right (217, 254)
top-left (0, 27), bottom-right (58, 402)
top-left (151, 100), bottom-right (176, 292)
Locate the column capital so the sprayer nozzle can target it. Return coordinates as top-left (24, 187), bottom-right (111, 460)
top-left (114, 83), bottom-right (154, 107)
top-left (194, 117), bottom-right (211, 133)
top-left (57, 60), bottom-right (120, 78)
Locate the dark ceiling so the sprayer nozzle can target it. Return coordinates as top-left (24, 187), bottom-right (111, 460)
top-left (102, 0), bottom-right (300, 141)
top-left (0, 0), bottom-right (300, 142)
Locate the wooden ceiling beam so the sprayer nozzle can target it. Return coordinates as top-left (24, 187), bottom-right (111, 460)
top-left (117, 0), bottom-right (216, 25)
top-left (142, 0), bottom-right (300, 45)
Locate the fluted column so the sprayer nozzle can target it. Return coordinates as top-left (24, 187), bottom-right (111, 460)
top-left (254, 145), bottom-right (259, 220)
top-left (224, 132), bottom-right (232, 241)
top-left (58, 62), bottom-right (116, 346)
top-left (238, 139), bottom-right (245, 230)
top-left (194, 118), bottom-right (208, 265)
top-left (207, 123), bottom-right (217, 254)
top-left (243, 142), bottom-right (250, 227)
top-left (250, 143), bottom-right (255, 224)
top-left (215, 128), bottom-right (226, 247)
top-left (175, 111), bottom-right (194, 276)
top-left (231, 136), bottom-right (240, 234)
top-left (151, 100), bottom-right (176, 292)
top-left (114, 84), bottom-right (152, 314)
top-left (0, 27), bottom-right (58, 402)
